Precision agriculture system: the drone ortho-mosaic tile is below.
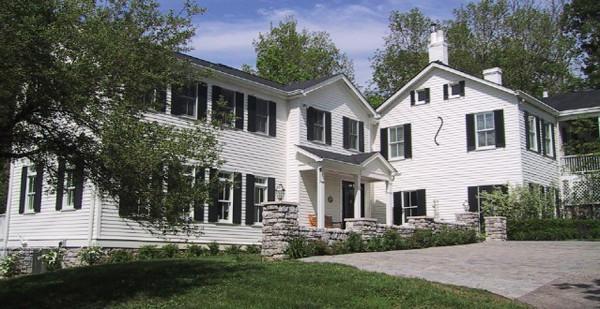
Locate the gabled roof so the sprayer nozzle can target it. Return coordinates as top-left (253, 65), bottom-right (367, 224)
top-left (297, 145), bottom-right (379, 165)
top-left (376, 61), bottom-right (558, 115)
top-left (543, 89), bottom-right (600, 111)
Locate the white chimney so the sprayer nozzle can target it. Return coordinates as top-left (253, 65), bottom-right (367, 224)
top-left (482, 67), bottom-right (503, 85)
top-left (428, 24), bottom-right (448, 65)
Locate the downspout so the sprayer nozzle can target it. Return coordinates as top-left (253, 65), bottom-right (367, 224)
top-left (2, 162), bottom-right (15, 257)
top-left (87, 185), bottom-right (96, 246)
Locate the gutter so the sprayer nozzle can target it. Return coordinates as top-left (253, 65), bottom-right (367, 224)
top-left (516, 90), bottom-right (560, 116)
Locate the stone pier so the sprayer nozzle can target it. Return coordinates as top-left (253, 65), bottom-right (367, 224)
top-left (484, 216), bottom-right (507, 241)
top-left (261, 202), bottom-right (299, 260)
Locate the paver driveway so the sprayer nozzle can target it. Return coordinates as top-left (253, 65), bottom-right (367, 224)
top-left (302, 241), bottom-right (600, 308)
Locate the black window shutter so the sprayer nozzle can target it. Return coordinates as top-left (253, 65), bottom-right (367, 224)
top-left (536, 117), bottom-right (542, 154)
top-left (443, 84), bottom-right (449, 100)
top-left (459, 80), bottom-right (465, 96)
top-left (19, 166), bottom-right (27, 214)
top-left (73, 161), bottom-right (84, 210)
top-left (410, 90), bottom-right (415, 106)
top-left (235, 92), bottom-right (244, 129)
top-left (198, 83), bottom-right (207, 120)
top-left (466, 114), bottom-right (476, 151)
top-left (468, 186), bottom-right (479, 212)
top-left (416, 189), bottom-right (426, 216)
top-left (33, 165), bottom-right (44, 213)
top-left (325, 112), bottom-right (332, 145)
top-left (306, 107), bottom-right (315, 141)
top-left (404, 123), bottom-right (412, 158)
top-left (56, 160), bottom-right (65, 211)
top-left (211, 86), bottom-right (222, 122)
top-left (342, 117), bottom-right (349, 149)
top-left (194, 168), bottom-right (205, 222)
top-left (425, 88), bottom-right (430, 103)
top-left (232, 173), bottom-right (242, 224)
top-left (159, 88), bottom-right (167, 113)
top-left (393, 191), bottom-right (402, 225)
top-left (267, 177), bottom-right (276, 201)
top-left (551, 124), bottom-right (556, 159)
top-left (208, 169), bottom-right (219, 222)
top-left (359, 121), bottom-right (365, 152)
top-left (268, 101), bottom-right (277, 137)
top-left (403, 192), bottom-right (410, 219)
top-left (524, 111), bottom-right (530, 149)
top-left (245, 174), bottom-right (255, 225)
top-left (380, 128), bottom-right (388, 159)
top-left (247, 95), bottom-right (256, 132)
top-left (494, 109), bottom-right (505, 148)
top-left (541, 119), bottom-right (547, 155)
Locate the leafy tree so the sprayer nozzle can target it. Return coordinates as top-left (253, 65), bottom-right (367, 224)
top-left (0, 0), bottom-right (221, 232)
top-left (563, 0), bottom-right (600, 88)
top-left (247, 17), bottom-right (354, 85)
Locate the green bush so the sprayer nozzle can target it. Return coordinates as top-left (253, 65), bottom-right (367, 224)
top-left (39, 249), bottom-right (63, 271)
top-left (365, 237), bottom-right (384, 252)
top-left (225, 245), bottom-right (242, 255)
top-left (286, 237), bottom-right (311, 259)
top-left (245, 245), bottom-right (261, 255)
top-left (137, 245), bottom-right (162, 260)
top-left (508, 219), bottom-right (600, 240)
top-left (186, 244), bottom-right (205, 257)
top-left (381, 230), bottom-right (402, 250)
top-left (329, 240), bottom-right (349, 255)
top-left (310, 240), bottom-right (329, 256)
top-left (0, 253), bottom-right (22, 278)
top-left (345, 232), bottom-right (364, 253)
top-left (107, 250), bottom-right (134, 264)
top-left (161, 244), bottom-right (179, 258)
top-left (78, 247), bottom-right (105, 266)
top-left (207, 242), bottom-right (220, 256)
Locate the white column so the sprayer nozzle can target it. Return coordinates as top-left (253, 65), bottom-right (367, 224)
top-left (2, 162), bottom-right (15, 257)
top-left (316, 166), bottom-right (325, 228)
top-left (354, 174), bottom-right (362, 218)
top-left (385, 181), bottom-right (393, 226)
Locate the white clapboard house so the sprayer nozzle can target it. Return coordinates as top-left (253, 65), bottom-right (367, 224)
top-left (1, 28), bottom-right (598, 251)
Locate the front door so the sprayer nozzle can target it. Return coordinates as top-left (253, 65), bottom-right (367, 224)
top-left (342, 181), bottom-right (365, 227)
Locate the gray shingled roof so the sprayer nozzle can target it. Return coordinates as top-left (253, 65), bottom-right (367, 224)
top-left (177, 52), bottom-right (338, 92)
top-left (297, 145), bottom-right (379, 165)
top-left (543, 89), bottom-right (600, 111)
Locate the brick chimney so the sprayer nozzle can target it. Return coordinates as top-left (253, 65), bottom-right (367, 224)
top-left (482, 67), bottom-right (503, 85)
top-left (428, 24), bottom-right (448, 65)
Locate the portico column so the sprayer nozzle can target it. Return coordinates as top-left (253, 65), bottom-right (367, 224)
top-left (354, 174), bottom-right (362, 218)
top-left (385, 181), bottom-right (393, 226)
top-left (316, 166), bottom-right (325, 228)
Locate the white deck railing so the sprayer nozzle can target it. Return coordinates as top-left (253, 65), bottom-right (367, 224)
top-left (561, 154), bottom-right (600, 174)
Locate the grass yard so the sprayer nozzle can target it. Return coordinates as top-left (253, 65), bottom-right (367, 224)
top-left (0, 255), bottom-right (525, 308)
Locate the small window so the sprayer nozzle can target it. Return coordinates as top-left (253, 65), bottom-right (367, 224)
top-left (218, 172), bottom-right (233, 223)
top-left (64, 168), bottom-right (76, 210)
top-left (313, 110), bottom-right (326, 143)
top-left (254, 177), bottom-right (267, 224)
top-left (528, 115), bottom-right (538, 151)
top-left (256, 99), bottom-right (269, 134)
top-left (475, 112), bottom-right (495, 149)
top-left (348, 119), bottom-right (359, 150)
top-left (26, 165), bottom-right (37, 213)
top-left (544, 122), bottom-right (554, 157)
top-left (403, 191), bottom-right (418, 218)
top-left (172, 82), bottom-right (197, 118)
top-left (450, 82), bottom-right (462, 97)
top-left (416, 89), bottom-right (428, 105)
top-left (388, 126), bottom-right (405, 159)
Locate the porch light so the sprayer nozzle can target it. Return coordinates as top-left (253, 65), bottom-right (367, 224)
top-left (275, 184), bottom-right (286, 201)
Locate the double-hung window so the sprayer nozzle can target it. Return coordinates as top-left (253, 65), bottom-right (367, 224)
top-left (64, 168), bottom-right (76, 210)
top-left (450, 82), bottom-right (462, 98)
top-left (217, 172), bottom-right (234, 223)
top-left (313, 109), bottom-right (326, 143)
top-left (475, 112), bottom-right (495, 149)
top-left (256, 99), bottom-right (269, 134)
top-left (544, 122), bottom-right (554, 157)
top-left (172, 82), bottom-right (197, 118)
top-left (528, 115), bottom-right (539, 152)
top-left (403, 191), bottom-right (418, 218)
top-left (388, 126), bottom-right (405, 159)
top-left (25, 165), bottom-right (37, 213)
top-left (254, 177), bottom-right (267, 224)
top-left (348, 119), bottom-right (359, 150)
top-left (416, 89), bottom-right (428, 104)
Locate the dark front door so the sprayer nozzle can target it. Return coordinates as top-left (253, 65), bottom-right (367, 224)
top-left (342, 181), bottom-right (365, 227)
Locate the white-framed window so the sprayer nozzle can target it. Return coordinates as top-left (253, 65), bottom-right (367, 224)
top-left (313, 109), bottom-right (326, 143)
top-left (528, 115), bottom-right (538, 151)
top-left (348, 119), bottom-right (359, 150)
top-left (183, 166), bottom-right (197, 218)
top-left (388, 126), bottom-right (405, 159)
top-left (172, 82), bottom-right (197, 118)
top-left (25, 165), bottom-right (37, 213)
top-left (254, 177), bottom-right (267, 224)
top-left (403, 191), bottom-right (419, 219)
top-left (544, 122), bottom-right (554, 157)
top-left (475, 111), bottom-right (495, 149)
top-left (416, 88), bottom-right (428, 105)
top-left (217, 172), bottom-right (234, 223)
top-left (256, 98), bottom-right (269, 134)
top-left (449, 82), bottom-right (462, 98)
top-left (64, 168), bottom-right (76, 210)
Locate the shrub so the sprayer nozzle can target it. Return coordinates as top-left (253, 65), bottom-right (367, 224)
top-left (508, 219), bottom-right (600, 240)
top-left (207, 242), bottom-right (220, 256)
top-left (366, 237), bottom-right (384, 252)
top-left (186, 244), bottom-right (205, 257)
top-left (245, 245), bottom-right (261, 255)
top-left (78, 247), bottom-right (105, 266)
top-left (480, 184), bottom-right (557, 220)
top-left (0, 253), bottom-right (22, 278)
top-left (345, 232), bottom-right (364, 253)
top-left (310, 240), bottom-right (329, 256)
top-left (39, 249), bottom-right (63, 271)
top-left (107, 250), bottom-right (134, 264)
top-left (137, 245), bottom-right (161, 260)
top-left (225, 245), bottom-right (242, 255)
top-left (412, 229), bottom-right (434, 248)
top-left (381, 230), bottom-right (402, 251)
top-left (286, 237), bottom-right (311, 259)
top-left (161, 244), bottom-right (179, 258)
top-left (329, 240), bottom-right (349, 255)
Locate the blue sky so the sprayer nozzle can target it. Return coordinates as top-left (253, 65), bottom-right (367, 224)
top-left (159, 0), bottom-right (470, 88)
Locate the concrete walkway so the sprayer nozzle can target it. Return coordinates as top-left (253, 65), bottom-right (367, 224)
top-left (302, 241), bottom-right (600, 308)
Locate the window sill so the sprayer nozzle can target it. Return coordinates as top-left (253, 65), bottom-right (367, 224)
top-left (413, 101), bottom-right (429, 106)
top-left (447, 95), bottom-right (464, 100)
top-left (22, 212), bottom-right (37, 216)
top-left (309, 140), bottom-right (329, 146)
top-left (252, 223), bottom-right (263, 228)
top-left (388, 157), bottom-right (407, 162)
top-left (60, 208), bottom-right (77, 212)
top-left (250, 131), bottom-right (273, 138)
top-left (474, 146), bottom-right (497, 152)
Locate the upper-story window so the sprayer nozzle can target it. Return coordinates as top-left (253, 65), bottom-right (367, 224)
top-left (444, 81), bottom-right (465, 100)
top-left (172, 82), bottom-right (198, 118)
top-left (313, 109), bottom-right (326, 143)
top-left (217, 172), bottom-right (234, 224)
top-left (307, 107), bottom-right (331, 145)
top-left (389, 126), bottom-right (405, 159)
top-left (543, 122), bottom-right (555, 157)
top-left (255, 99), bottom-right (269, 134)
top-left (25, 165), bottom-right (38, 213)
top-left (450, 82), bottom-right (462, 97)
top-left (348, 119), bottom-right (359, 150)
top-left (528, 115), bottom-right (539, 152)
top-left (410, 88), bottom-right (430, 105)
top-left (475, 111), bottom-right (495, 149)
top-left (64, 168), bottom-right (76, 210)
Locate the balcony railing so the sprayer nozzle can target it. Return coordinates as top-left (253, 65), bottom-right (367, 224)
top-left (561, 154), bottom-right (600, 174)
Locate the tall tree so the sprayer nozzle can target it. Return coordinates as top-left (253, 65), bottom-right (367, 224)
top-left (0, 0), bottom-right (220, 233)
top-left (564, 0), bottom-right (600, 88)
top-left (246, 17), bottom-right (354, 84)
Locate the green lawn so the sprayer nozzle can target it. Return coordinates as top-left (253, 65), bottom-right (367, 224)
top-left (0, 255), bottom-right (525, 308)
